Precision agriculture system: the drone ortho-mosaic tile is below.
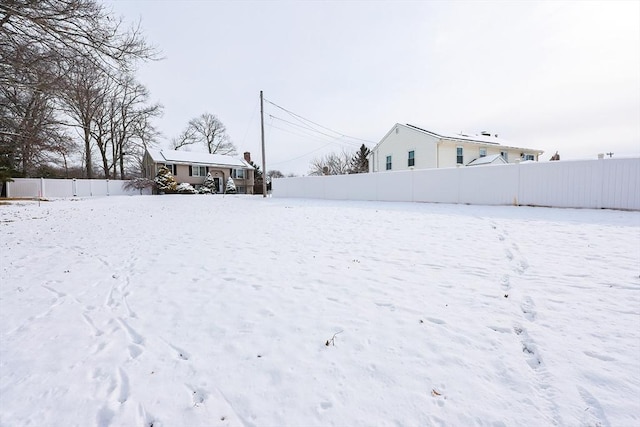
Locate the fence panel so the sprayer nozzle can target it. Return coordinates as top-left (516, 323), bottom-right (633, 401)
top-left (272, 158), bottom-right (640, 210)
top-left (5, 178), bottom-right (150, 198)
top-left (43, 179), bottom-right (74, 198)
top-left (412, 168), bottom-right (460, 204)
top-left (377, 170), bottom-right (413, 202)
top-left (458, 165), bottom-right (520, 206)
top-left (74, 180), bottom-right (93, 197)
top-left (6, 179), bottom-right (40, 198)
top-left (348, 172), bottom-right (378, 201)
top-left (601, 158), bottom-right (640, 210)
top-left (108, 180), bottom-right (132, 196)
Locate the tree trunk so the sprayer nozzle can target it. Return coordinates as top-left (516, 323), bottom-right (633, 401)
top-left (62, 153), bottom-right (69, 178)
top-left (119, 153), bottom-right (125, 180)
top-left (84, 125), bottom-right (93, 179)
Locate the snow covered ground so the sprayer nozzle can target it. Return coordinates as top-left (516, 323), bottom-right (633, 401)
top-left (1, 196), bottom-right (639, 427)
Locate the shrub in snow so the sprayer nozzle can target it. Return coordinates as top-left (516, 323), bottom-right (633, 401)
top-left (202, 172), bottom-right (217, 194)
top-left (198, 186), bottom-right (212, 194)
top-left (225, 177), bottom-right (237, 194)
top-left (123, 177), bottom-right (154, 194)
top-left (154, 166), bottom-right (177, 193)
top-left (176, 183), bottom-right (197, 194)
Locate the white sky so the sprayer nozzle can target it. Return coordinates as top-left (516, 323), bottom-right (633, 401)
top-left (105, 0), bottom-right (640, 175)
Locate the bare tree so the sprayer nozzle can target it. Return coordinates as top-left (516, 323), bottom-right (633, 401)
top-left (130, 112), bottom-right (161, 176)
top-left (267, 170), bottom-right (284, 179)
top-left (64, 68), bottom-right (162, 179)
top-left (1, 0), bottom-right (160, 178)
top-left (0, 51), bottom-right (71, 177)
top-left (61, 58), bottom-right (108, 178)
top-left (175, 112), bottom-right (236, 155)
top-left (107, 73), bottom-right (162, 179)
top-left (308, 149), bottom-right (353, 176)
top-left (171, 127), bottom-right (197, 150)
top-left (1, 0), bottom-right (159, 83)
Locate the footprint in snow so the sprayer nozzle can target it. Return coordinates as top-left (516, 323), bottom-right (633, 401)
top-left (520, 296), bottom-right (536, 321)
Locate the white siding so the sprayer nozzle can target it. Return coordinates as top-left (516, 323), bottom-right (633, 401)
top-left (373, 125), bottom-right (438, 172)
top-left (438, 141), bottom-right (535, 167)
top-left (372, 124), bottom-right (541, 171)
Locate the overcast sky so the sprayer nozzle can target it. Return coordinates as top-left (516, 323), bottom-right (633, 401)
top-left (106, 0), bottom-right (639, 175)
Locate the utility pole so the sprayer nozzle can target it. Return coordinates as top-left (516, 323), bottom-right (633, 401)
top-left (260, 90), bottom-right (267, 198)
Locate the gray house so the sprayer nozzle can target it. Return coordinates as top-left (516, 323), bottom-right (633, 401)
top-left (143, 149), bottom-right (256, 194)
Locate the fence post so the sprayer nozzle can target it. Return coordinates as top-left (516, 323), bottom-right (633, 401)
top-left (40, 177), bottom-right (45, 199)
top-left (72, 178), bottom-right (77, 196)
top-left (106, 179), bottom-right (109, 196)
top-left (5, 180), bottom-right (10, 198)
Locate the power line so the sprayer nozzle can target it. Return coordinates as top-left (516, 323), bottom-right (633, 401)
top-left (268, 123), bottom-right (340, 147)
top-left (264, 98), bottom-right (377, 145)
top-left (239, 98), bottom-right (259, 147)
top-left (269, 115), bottom-right (361, 147)
top-left (266, 121), bottom-right (355, 167)
top-left (268, 137), bottom-right (339, 166)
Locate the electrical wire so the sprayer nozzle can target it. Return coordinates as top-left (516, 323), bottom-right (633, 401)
top-left (261, 97), bottom-right (376, 170)
top-left (269, 115), bottom-right (361, 147)
top-left (239, 99), bottom-right (259, 147)
top-left (268, 138), bottom-right (339, 166)
top-left (264, 98), bottom-right (377, 145)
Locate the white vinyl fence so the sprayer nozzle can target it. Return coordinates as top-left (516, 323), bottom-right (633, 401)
top-left (5, 178), bottom-right (151, 198)
top-left (272, 158), bottom-right (640, 210)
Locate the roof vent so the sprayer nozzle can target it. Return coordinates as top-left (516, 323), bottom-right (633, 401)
top-left (480, 131), bottom-right (491, 137)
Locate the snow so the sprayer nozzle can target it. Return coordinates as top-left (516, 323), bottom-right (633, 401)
top-left (466, 154), bottom-right (507, 166)
top-left (403, 124), bottom-right (543, 153)
top-left (147, 149), bottom-right (252, 169)
top-left (1, 196), bottom-right (639, 427)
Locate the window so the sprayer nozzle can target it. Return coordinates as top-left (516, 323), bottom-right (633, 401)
top-left (232, 169), bottom-right (245, 179)
top-left (479, 148), bottom-right (487, 158)
top-left (190, 165), bottom-right (207, 177)
top-left (456, 147), bottom-right (464, 164)
top-left (386, 155), bottom-right (392, 170)
top-left (500, 151), bottom-right (508, 162)
top-left (163, 164), bottom-right (176, 175)
top-left (408, 150), bottom-right (415, 167)
top-left (523, 154), bottom-right (535, 161)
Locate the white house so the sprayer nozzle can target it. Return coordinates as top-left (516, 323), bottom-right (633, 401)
top-left (368, 124), bottom-right (544, 172)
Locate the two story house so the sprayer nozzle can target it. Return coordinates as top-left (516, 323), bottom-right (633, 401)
top-left (143, 149), bottom-right (256, 194)
top-left (368, 124), bottom-right (544, 172)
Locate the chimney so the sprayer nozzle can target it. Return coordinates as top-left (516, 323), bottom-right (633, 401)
top-left (244, 152), bottom-right (251, 163)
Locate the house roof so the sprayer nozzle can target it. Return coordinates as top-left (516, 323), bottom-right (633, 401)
top-left (466, 153), bottom-right (508, 166)
top-left (404, 124), bottom-right (543, 153)
top-left (146, 149), bottom-right (254, 169)
top-left (405, 124), bottom-right (502, 145)
top-left (369, 123), bottom-right (543, 155)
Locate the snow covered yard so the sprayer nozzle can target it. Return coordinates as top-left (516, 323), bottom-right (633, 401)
top-left (1, 195), bottom-right (639, 427)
